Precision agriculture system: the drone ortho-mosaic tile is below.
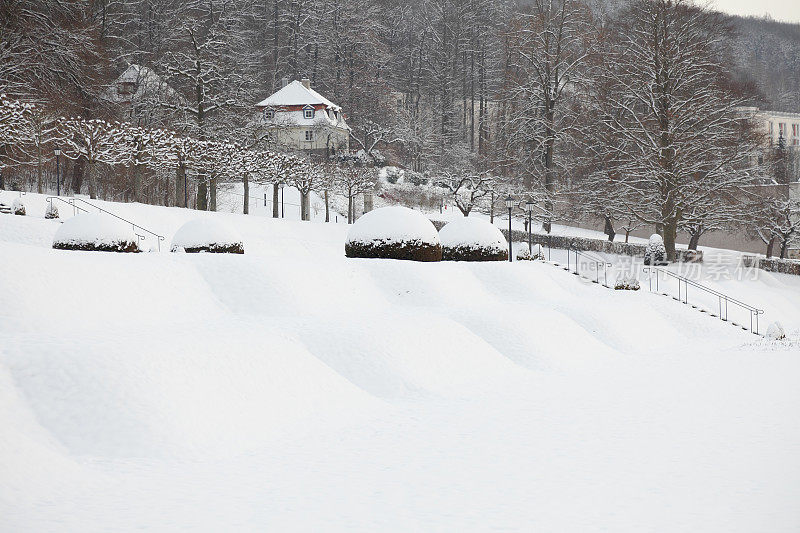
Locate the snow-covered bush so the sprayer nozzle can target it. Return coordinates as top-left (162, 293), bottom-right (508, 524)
top-left (766, 321), bottom-right (786, 340)
top-left (53, 212), bottom-right (140, 252)
top-left (440, 217), bottom-right (508, 261)
top-left (171, 218), bottom-right (244, 254)
top-left (644, 233), bottom-right (667, 265)
top-left (379, 166), bottom-right (405, 184)
top-left (345, 206), bottom-right (442, 261)
top-left (515, 243), bottom-right (545, 261)
top-left (405, 170), bottom-right (429, 187)
top-left (12, 197), bottom-right (25, 216)
top-left (614, 275), bottom-right (640, 290)
top-left (44, 202), bottom-right (59, 219)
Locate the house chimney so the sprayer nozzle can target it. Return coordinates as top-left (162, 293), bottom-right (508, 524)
top-left (280, 77), bottom-right (289, 88)
top-left (301, 78), bottom-right (311, 89)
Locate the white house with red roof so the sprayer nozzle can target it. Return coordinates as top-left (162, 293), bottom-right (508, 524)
top-left (255, 78), bottom-right (350, 157)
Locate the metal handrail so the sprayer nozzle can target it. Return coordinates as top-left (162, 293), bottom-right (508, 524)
top-left (644, 266), bottom-right (764, 334)
top-left (47, 196), bottom-right (165, 251)
top-left (567, 247), bottom-right (613, 286)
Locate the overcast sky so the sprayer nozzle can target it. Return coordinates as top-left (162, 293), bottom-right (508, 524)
top-left (710, 0), bottom-right (800, 22)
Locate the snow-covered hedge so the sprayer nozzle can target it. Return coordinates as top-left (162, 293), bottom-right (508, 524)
top-left (12, 197), bottom-right (25, 216)
top-left (45, 202), bottom-right (59, 219)
top-left (440, 217), bottom-right (508, 261)
top-left (644, 234), bottom-right (667, 265)
top-left (614, 275), bottom-right (640, 290)
top-left (171, 219), bottom-right (244, 254)
top-left (53, 212), bottom-right (140, 253)
top-left (345, 206), bottom-right (442, 261)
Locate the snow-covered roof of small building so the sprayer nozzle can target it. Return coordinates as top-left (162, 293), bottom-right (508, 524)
top-left (256, 80), bottom-right (341, 111)
top-left (103, 64), bottom-right (175, 104)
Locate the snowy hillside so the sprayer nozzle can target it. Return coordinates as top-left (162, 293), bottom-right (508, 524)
top-left (2, 192), bottom-right (800, 532)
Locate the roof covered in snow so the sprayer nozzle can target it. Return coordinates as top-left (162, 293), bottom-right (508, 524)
top-left (256, 81), bottom-right (342, 111)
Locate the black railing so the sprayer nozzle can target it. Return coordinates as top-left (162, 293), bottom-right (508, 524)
top-left (566, 247), bottom-right (613, 287)
top-left (644, 266), bottom-right (764, 335)
top-left (47, 196), bottom-right (165, 251)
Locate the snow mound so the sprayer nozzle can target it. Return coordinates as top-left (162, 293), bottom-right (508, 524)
top-left (345, 206), bottom-right (441, 261)
top-left (53, 212), bottom-right (140, 253)
top-left (171, 218), bottom-right (244, 254)
top-left (440, 217), bottom-right (508, 261)
top-left (12, 197), bottom-right (25, 216)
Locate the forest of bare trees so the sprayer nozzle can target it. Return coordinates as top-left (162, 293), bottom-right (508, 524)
top-left (2, 0), bottom-right (799, 257)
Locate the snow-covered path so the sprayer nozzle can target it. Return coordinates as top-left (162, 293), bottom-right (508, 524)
top-left (2, 192), bottom-right (800, 532)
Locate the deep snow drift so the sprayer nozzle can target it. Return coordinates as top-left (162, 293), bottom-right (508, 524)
top-left (2, 192), bottom-right (800, 532)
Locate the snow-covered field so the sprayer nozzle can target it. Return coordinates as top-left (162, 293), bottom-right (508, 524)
top-left (2, 191), bottom-right (800, 532)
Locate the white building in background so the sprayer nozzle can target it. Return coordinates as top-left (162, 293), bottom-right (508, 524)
top-left (254, 78), bottom-right (350, 158)
top-left (102, 64), bottom-right (176, 122)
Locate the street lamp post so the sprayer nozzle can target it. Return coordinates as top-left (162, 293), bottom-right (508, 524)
top-left (505, 195), bottom-right (514, 262)
top-left (525, 200), bottom-right (534, 254)
top-left (278, 182), bottom-right (285, 218)
top-left (54, 146), bottom-right (61, 196)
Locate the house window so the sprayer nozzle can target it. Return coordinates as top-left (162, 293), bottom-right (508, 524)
top-left (769, 122), bottom-right (774, 136)
top-left (263, 109), bottom-right (275, 119)
top-left (779, 123), bottom-right (786, 137)
top-left (305, 130), bottom-right (313, 141)
top-left (793, 124), bottom-right (798, 138)
top-left (303, 107), bottom-right (314, 119)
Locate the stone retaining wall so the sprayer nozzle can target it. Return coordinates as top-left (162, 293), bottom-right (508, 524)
top-left (741, 255), bottom-right (800, 276)
top-left (431, 220), bottom-right (703, 263)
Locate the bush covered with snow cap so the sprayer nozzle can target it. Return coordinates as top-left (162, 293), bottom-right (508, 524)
top-left (531, 243), bottom-right (545, 260)
top-left (44, 202), bottom-right (59, 219)
top-left (53, 212), bottom-right (140, 252)
top-left (440, 217), bottom-right (508, 261)
top-left (171, 218), bottom-right (244, 254)
top-left (515, 244), bottom-right (531, 261)
top-left (345, 206), bottom-right (442, 261)
top-left (12, 197), bottom-right (25, 216)
top-left (614, 275), bottom-right (640, 290)
top-left (644, 233), bottom-right (667, 265)
top-left (766, 321), bottom-right (786, 340)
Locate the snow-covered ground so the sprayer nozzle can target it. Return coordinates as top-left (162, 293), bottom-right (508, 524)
top-left (2, 191), bottom-right (800, 532)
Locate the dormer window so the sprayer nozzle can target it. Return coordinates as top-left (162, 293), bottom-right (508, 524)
top-left (263, 108), bottom-right (275, 119)
top-left (303, 105), bottom-right (315, 119)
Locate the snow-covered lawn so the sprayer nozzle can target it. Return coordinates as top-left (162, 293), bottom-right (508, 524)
top-left (2, 192), bottom-right (800, 532)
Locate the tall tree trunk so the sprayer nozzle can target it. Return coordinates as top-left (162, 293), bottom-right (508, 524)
top-left (71, 157), bottom-right (84, 195)
top-left (766, 236), bottom-right (776, 258)
top-left (300, 191), bottom-right (310, 221)
top-left (209, 176), bottom-right (217, 211)
top-left (780, 238), bottom-right (789, 259)
top-left (176, 165), bottom-right (186, 208)
top-left (688, 230), bottom-right (701, 251)
top-left (197, 179), bottom-right (208, 210)
top-left (36, 147), bottom-right (43, 194)
top-left (87, 161), bottom-right (98, 199)
top-left (663, 217), bottom-right (679, 262)
top-left (272, 183), bottom-right (279, 217)
top-left (604, 215), bottom-right (615, 242)
top-left (324, 189), bottom-right (330, 222)
top-left (243, 174), bottom-right (249, 214)
top-left (132, 164), bottom-right (143, 203)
